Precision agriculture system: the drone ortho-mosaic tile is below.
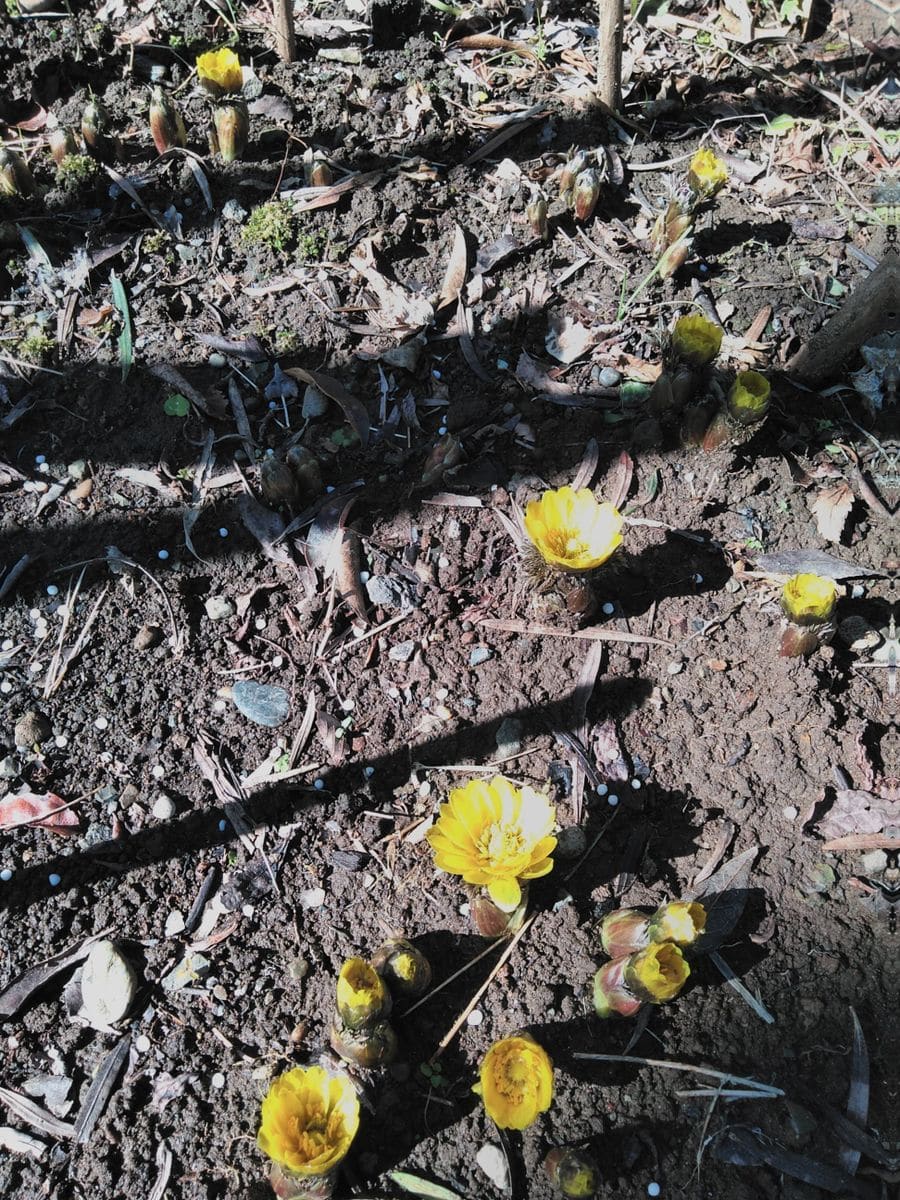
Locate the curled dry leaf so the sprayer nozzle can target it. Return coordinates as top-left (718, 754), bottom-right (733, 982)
top-left (0, 791), bottom-right (79, 836)
top-left (810, 480), bottom-right (854, 543)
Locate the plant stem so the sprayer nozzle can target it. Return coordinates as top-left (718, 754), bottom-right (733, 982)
top-left (597, 0), bottom-right (625, 111)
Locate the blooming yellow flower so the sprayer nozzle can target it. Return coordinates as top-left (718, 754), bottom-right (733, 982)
top-left (474, 1034), bottom-right (553, 1130)
top-left (649, 901), bottom-right (706, 947)
top-left (335, 958), bottom-right (389, 1029)
top-left (687, 148), bottom-right (728, 200)
top-left (781, 573), bottom-right (837, 625)
top-left (426, 777), bottom-right (556, 912)
top-left (671, 313), bottom-right (723, 368)
top-left (196, 47), bottom-right (243, 95)
top-left (727, 369), bottom-right (771, 424)
top-left (258, 1065), bottom-right (359, 1177)
top-left (626, 942), bottom-right (690, 1003)
top-left (524, 487), bottom-right (623, 573)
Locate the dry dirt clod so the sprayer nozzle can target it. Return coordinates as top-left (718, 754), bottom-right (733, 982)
top-left (14, 710), bottom-right (52, 747)
top-left (133, 624), bottom-right (163, 651)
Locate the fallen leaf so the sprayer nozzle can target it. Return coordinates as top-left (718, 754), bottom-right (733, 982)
top-left (0, 792), bottom-right (79, 836)
top-left (816, 789), bottom-right (896, 840)
top-left (810, 480), bottom-right (854, 543)
top-left (436, 223), bottom-right (468, 310)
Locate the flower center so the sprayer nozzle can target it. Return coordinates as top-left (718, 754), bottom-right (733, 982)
top-left (291, 1115), bottom-right (328, 1163)
top-left (545, 528), bottom-right (586, 560)
top-left (477, 822), bottom-right (525, 864)
top-left (496, 1057), bottom-right (529, 1101)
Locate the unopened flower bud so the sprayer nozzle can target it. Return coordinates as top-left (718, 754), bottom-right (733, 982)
top-left (260, 456), bottom-right (300, 507)
top-left (599, 908), bottom-right (651, 959)
top-left (0, 148), bottom-right (34, 198)
top-left (371, 937), bottom-right (432, 997)
top-left (657, 232), bottom-right (693, 279)
top-left (285, 445), bottom-right (323, 499)
top-left (700, 410), bottom-right (732, 452)
top-left (470, 886), bottom-right (530, 937)
top-left (726, 369), bottom-right (770, 425)
top-left (213, 100), bottom-right (249, 163)
top-left (527, 192), bottom-right (548, 240)
top-left (594, 943), bottom-right (690, 1017)
top-left (421, 432), bottom-right (462, 487)
top-left (335, 957), bottom-right (391, 1030)
top-left (779, 625), bottom-right (821, 658)
top-left (306, 157), bottom-right (333, 187)
top-left (671, 312), bottom-right (723, 368)
top-left (592, 956), bottom-right (643, 1019)
top-left (647, 900), bottom-right (706, 948)
top-left (48, 127), bottom-right (78, 167)
top-left (81, 99), bottom-right (117, 162)
top-left (544, 1148), bottom-right (601, 1198)
top-left (329, 1017), bottom-right (397, 1069)
top-left (559, 150), bottom-right (589, 200)
top-left (573, 168), bottom-right (601, 222)
top-left (149, 86), bottom-right (187, 155)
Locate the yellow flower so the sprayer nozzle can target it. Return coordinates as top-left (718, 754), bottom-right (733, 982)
top-left (426, 777), bottom-right (556, 912)
top-left (524, 487), bottom-right (623, 573)
top-left (196, 47), bottom-right (243, 95)
top-left (474, 1034), bottom-right (554, 1130)
top-left (727, 370), bottom-right (770, 424)
top-left (781, 573), bottom-right (837, 625)
top-left (335, 958), bottom-right (389, 1029)
top-left (649, 901), bottom-right (706, 947)
top-left (671, 313), bottom-right (723, 368)
top-left (626, 942), bottom-right (690, 1002)
top-left (687, 148), bottom-right (728, 200)
top-left (258, 1065), bottom-right (359, 1177)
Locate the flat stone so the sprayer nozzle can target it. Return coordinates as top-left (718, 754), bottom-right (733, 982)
top-left (389, 640), bottom-right (417, 663)
top-left (204, 596), bottom-right (235, 621)
top-left (133, 624), bottom-right (163, 651)
top-left (495, 716), bottom-right (523, 756)
top-left (365, 575), bottom-right (415, 611)
top-left (81, 940), bottom-right (137, 1026)
top-left (469, 646), bottom-right (491, 667)
top-left (14, 710), bottom-right (51, 747)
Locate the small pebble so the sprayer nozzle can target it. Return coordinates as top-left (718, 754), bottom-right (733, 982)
top-left (783, 805), bottom-right (798, 820)
top-left (46, 585), bottom-right (59, 597)
top-left (363, 766), bottom-right (375, 778)
top-left (48, 873), bottom-right (61, 887)
top-left (693, 574), bottom-right (703, 584)
top-left (211, 1072), bottom-right (226, 1089)
top-left (598, 366), bottom-right (622, 387)
top-left (152, 795), bottom-right (176, 820)
top-left (157, 549), bottom-right (169, 561)
top-left (0, 869), bottom-right (13, 882)
top-left (152, 764), bottom-right (165, 779)
top-left (1, 639), bottom-right (11, 650)
top-left (608, 794), bottom-right (619, 807)
top-left (0, 682), bottom-right (12, 695)
top-left (601, 602), bottom-right (615, 615)
top-left (469, 646), bottom-right (492, 667)
top-left (218, 527), bottom-right (229, 538)
top-left (630, 778), bottom-right (641, 789)
top-left (213, 699), bottom-right (227, 713)
top-left (35, 454), bottom-right (46, 465)
top-left (497, 358), bottom-right (509, 370)
top-left (648, 1185), bottom-right (661, 1198)
top-left (218, 819), bottom-right (227, 832)
top-left (466, 1009), bottom-right (483, 1027)
top-left (596, 783), bottom-right (608, 796)
top-left (314, 779), bottom-right (325, 790)
top-left (851, 584), bottom-right (865, 599)
top-left (208, 353), bottom-right (227, 368)
top-left (94, 716), bottom-right (109, 731)
top-left (134, 1035), bottom-right (151, 1053)
top-left (55, 735), bottom-right (68, 748)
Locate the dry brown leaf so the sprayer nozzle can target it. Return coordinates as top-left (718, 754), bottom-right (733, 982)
top-left (810, 480), bottom-right (854, 543)
top-left (0, 792), bottom-right (79, 836)
top-left (349, 240), bottom-right (434, 333)
top-left (436, 223), bottom-right (468, 310)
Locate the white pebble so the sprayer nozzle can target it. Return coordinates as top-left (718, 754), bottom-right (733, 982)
top-left (213, 699), bottom-right (227, 713)
top-left (466, 1009), bottom-right (484, 1026)
top-left (630, 778), bottom-right (641, 789)
top-left (254, 617), bottom-right (266, 630)
top-left (152, 764), bottom-right (165, 779)
top-left (435, 687), bottom-right (449, 700)
top-left (608, 794), bottom-right (619, 807)
top-left (134, 1034), bottom-right (151, 1053)
top-left (648, 1185), bottom-right (661, 1198)
top-left (48, 873), bottom-right (61, 887)
top-left (851, 584), bottom-right (864, 599)
top-left (782, 805), bottom-right (798, 820)
top-left (46, 584), bottom-right (59, 597)
top-left (211, 1072), bottom-right (226, 1089)
top-left (596, 783), bottom-right (608, 796)
top-left (218, 527), bottom-right (229, 538)
top-left (1, 639), bottom-right (12, 650)
top-left (272, 655), bottom-right (284, 668)
top-left (55, 735), bottom-right (68, 748)
top-left (0, 682), bottom-right (13, 695)
top-left (0, 869), bottom-right (13, 882)
top-left (157, 549), bottom-right (169, 560)
top-left (56, 605), bottom-right (70, 618)
top-left (94, 716), bottom-right (109, 730)
top-left (29, 663), bottom-right (42, 674)
top-left (152, 795), bottom-right (176, 820)
top-left (29, 608), bottom-right (41, 620)
top-left (601, 602), bottom-right (615, 615)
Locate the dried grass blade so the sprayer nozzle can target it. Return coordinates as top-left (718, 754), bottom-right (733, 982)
top-left (0, 928), bottom-right (113, 1019)
top-left (74, 1035), bottom-right (130, 1144)
top-left (708, 950), bottom-right (774, 1023)
top-left (110, 272), bottom-right (133, 382)
top-left (0, 1085), bottom-right (76, 1140)
top-left (841, 1007), bottom-right (869, 1175)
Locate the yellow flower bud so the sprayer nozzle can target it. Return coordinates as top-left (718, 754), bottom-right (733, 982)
top-left (625, 942), bottom-right (690, 1003)
top-left (544, 1148), bottom-right (600, 1197)
top-left (370, 937), bottom-right (432, 997)
top-left (671, 313), bottom-right (723, 368)
top-left (687, 148), bottom-right (728, 200)
top-left (726, 370), bottom-right (771, 425)
top-left (329, 1017), bottom-right (398, 1069)
top-left (648, 901), bottom-right (706, 947)
top-left (781, 573), bottom-right (837, 625)
top-left (196, 47), bottom-right (243, 96)
top-left (335, 957), bottom-right (390, 1030)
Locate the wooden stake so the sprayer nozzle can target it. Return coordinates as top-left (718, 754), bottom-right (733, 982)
top-left (597, 0), bottom-right (625, 112)
top-left (273, 0), bottom-right (296, 63)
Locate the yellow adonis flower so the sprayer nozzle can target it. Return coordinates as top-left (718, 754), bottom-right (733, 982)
top-left (426, 776), bottom-right (556, 912)
top-left (671, 313), bottom-right (723, 368)
top-left (687, 148), bottom-right (728, 200)
top-left (258, 1065), bottom-right (360, 1177)
top-left (524, 487), bottom-right (623, 574)
top-left (727, 369), bottom-right (771, 424)
top-left (781, 573), bottom-right (838, 625)
top-left (474, 1034), bottom-right (554, 1130)
top-left (649, 900), bottom-right (707, 947)
top-left (196, 47), bottom-right (243, 96)
top-left (626, 942), bottom-right (690, 1003)
top-left (335, 958), bottom-right (389, 1030)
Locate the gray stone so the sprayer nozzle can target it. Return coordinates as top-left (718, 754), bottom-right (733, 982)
top-left (14, 710), bottom-right (51, 747)
top-left (495, 717), bottom-right (523, 756)
top-left (66, 459), bottom-right (88, 481)
top-left (598, 366), bottom-right (622, 387)
top-left (469, 646), bottom-right (491, 667)
top-left (151, 794), bottom-right (176, 820)
top-left (365, 575), bottom-right (415, 611)
top-left (204, 596), bottom-right (235, 621)
top-left (388, 640), bottom-right (417, 663)
top-left (0, 755), bottom-right (20, 780)
top-left (133, 624), bottom-right (163, 651)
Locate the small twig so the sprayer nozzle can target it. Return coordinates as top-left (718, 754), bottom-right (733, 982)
top-left (0, 554), bottom-right (32, 602)
top-left (478, 618), bottom-right (671, 648)
top-left (572, 1052), bottom-right (783, 1096)
top-left (432, 916), bottom-right (536, 1059)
